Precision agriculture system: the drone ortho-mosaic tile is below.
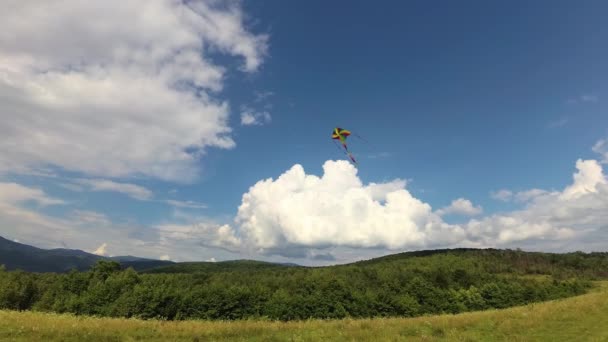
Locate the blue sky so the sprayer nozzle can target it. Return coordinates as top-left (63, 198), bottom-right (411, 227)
top-left (1, 1), bottom-right (607, 265)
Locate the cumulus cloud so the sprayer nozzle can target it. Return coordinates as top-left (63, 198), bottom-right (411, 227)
top-left (75, 179), bottom-right (153, 200)
top-left (240, 107), bottom-right (271, 126)
top-left (560, 159), bottom-right (606, 200)
top-left (0, 0), bottom-right (267, 182)
top-left (233, 160), bottom-right (464, 256)
top-left (159, 254), bottom-right (171, 261)
top-left (220, 157), bottom-right (608, 258)
top-left (436, 198), bottom-right (482, 216)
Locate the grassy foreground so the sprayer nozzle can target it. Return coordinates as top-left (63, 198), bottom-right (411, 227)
top-left (1, 282), bottom-right (606, 342)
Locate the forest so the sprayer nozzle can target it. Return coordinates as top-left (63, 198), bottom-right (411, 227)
top-left (0, 249), bottom-right (606, 321)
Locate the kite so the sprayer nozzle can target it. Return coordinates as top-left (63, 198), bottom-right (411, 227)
top-left (331, 127), bottom-right (357, 165)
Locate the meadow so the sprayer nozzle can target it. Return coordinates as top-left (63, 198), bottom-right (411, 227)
top-left (1, 281), bottom-right (606, 341)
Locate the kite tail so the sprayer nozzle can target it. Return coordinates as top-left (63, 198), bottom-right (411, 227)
top-left (348, 151), bottom-right (357, 165)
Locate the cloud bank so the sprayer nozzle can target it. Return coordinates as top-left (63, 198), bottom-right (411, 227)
top-left (223, 156), bottom-right (608, 258)
top-left (2, 149), bottom-right (608, 264)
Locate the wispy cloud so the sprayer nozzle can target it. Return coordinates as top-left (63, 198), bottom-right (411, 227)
top-left (593, 139), bottom-right (608, 164)
top-left (491, 188), bottom-right (551, 203)
top-left (490, 189), bottom-right (513, 201)
top-left (547, 117), bottom-right (568, 128)
top-left (70, 210), bottom-right (111, 226)
top-left (165, 199), bottom-right (207, 209)
top-left (254, 90), bottom-right (274, 103)
top-left (240, 106), bottom-right (272, 126)
top-left (0, 182), bottom-right (65, 206)
top-left (567, 94), bottom-right (599, 104)
top-left (75, 179), bottom-right (153, 200)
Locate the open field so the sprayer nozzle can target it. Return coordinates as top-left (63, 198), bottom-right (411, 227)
top-left (0, 281), bottom-right (606, 341)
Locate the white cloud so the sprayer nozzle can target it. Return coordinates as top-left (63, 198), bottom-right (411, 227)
top-left (159, 254), bottom-right (171, 261)
top-left (0, 0), bottom-right (267, 182)
top-left (240, 107), bottom-right (271, 126)
top-left (491, 188), bottom-right (550, 203)
top-left (491, 189), bottom-right (513, 201)
top-left (0, 182), bottom-right (65, 206)
top-left (513, 188), bottom-right (552, 203)
top-left (560, 159), bottom-right (606, 200)
top-left (436, 198), bottom-right (483, 216)
top-left (92, 243), bottom-right (108, 256)
top-left (465, 159), bottom-right (607, 247)
top-left (225, 157), bottom-right (608, 258)
top-left (157, 222), bottom-right (241, 251)
top-left (593, 139), bottom-right (608, 163)
top-left (234, 160), bottom-right (464, 255)
top-left (75, 179), bottom-right (153, 200)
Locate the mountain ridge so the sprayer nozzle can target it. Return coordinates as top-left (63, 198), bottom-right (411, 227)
top-left (0, 236), bottom-right (174, 273)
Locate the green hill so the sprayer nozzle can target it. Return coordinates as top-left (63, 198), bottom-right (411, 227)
top-left (1, 248), bottom-right (605, 322)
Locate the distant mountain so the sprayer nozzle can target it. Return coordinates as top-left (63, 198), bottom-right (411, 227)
top-left (0, 236), bottom-right (173, 273)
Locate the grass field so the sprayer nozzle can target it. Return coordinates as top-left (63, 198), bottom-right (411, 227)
top-left (1, 281), bottom-right (606, 341)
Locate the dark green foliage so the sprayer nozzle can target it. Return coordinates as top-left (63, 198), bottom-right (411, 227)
top-left (0, 249), bottom-right (605, 321)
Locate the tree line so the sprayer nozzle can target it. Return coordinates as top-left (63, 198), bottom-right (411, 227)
top-left (1, 249), bottom-right (604, 321)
